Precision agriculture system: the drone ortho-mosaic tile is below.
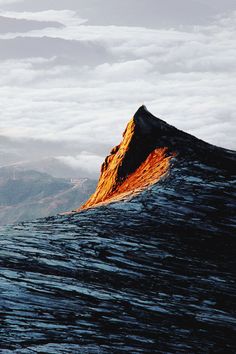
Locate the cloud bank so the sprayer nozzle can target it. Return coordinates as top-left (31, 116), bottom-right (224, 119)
top-left (0, 2), bottom-right (235, 177)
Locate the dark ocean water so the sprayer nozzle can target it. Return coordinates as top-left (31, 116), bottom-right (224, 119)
top-left (0, 155), bottom-right (236, 353)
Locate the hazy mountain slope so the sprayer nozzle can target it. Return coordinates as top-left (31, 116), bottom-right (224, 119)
top-left (0, 167), bottom-right (96, 225)
top-left (0, 107), bottom-right (235, 353)
top-left (13, 156), bottom-right (99, 179)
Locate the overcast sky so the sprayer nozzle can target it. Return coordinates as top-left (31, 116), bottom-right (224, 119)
top-left (0, 0), bottom-right (235, 177)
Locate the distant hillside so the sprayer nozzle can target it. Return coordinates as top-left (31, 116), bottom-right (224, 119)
top-left (1, 156), bottom-right (99, 179)
top-left (0, 166), bottom-right (96, 225)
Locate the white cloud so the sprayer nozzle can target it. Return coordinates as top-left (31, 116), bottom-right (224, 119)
top-left (57, 152), bottom-right (104, 176)
top-left (0, 9), bottom-right (86, 25)
top-left (93, 60), bottom-right (153, 80)
top-left (0, 8), bottom-right (235, 178)
top-left (0, 67), bottom-right (235, 149)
